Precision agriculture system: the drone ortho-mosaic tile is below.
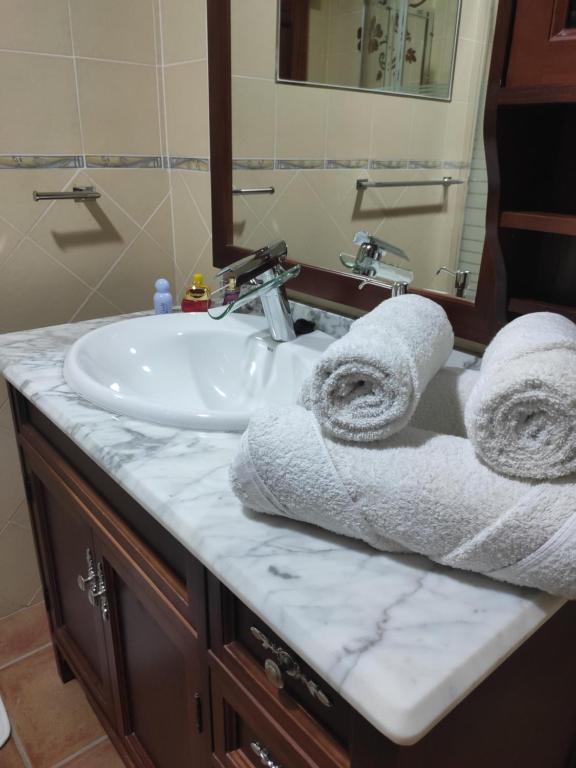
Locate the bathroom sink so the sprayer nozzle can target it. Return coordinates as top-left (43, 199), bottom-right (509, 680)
top-left (64, 313), bottom-right (334, 430)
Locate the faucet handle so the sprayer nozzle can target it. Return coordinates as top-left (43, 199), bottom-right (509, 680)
top-left (215, 241), bottom-right (288, 281)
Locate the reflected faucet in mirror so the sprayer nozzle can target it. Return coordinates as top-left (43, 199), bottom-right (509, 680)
top-left (340, 230), bottom-right (413, 295)
top-left (436, 266), bottom-right (470, 299)
top-left (211, 241), bottom-right (300, 343)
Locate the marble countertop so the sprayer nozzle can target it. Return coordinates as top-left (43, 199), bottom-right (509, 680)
top-left (0, 313), bottom-right (563, 746)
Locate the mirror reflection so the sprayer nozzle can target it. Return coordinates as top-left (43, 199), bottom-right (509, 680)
top-left (231, 0), bottom-right (496, 301)
top-left (279, 0), bottom-right (461, 100)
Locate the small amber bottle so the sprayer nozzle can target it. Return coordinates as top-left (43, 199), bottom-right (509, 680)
top-left (181, 273), bottom-right (210, 312)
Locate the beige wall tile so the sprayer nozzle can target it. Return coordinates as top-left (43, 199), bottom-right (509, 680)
top-left (0, 53), bottom-right (81, 154)
top-left (0, 523), bottom-right (40, 618)
top-left (164, 60), bottom-right (209, 157)
top-left (371, 95), bottom-right (414, 160)
top-left (69, 0), bottom-right (157, 64)
top-left (71, 292), bottom-right (122, 323)
top-left (0, 170), bottom-right (77, 234)
top-left (77, 60), bottom-right (161, 155)
top-left (326, 90), bottom-right (372, 159)
top-left (410, 100), bottom-right (448, 160)
top-left (29, 173), bottom-right (140, 287)
top-left (0, 239), bottom-right (91, 332)
top-left (276, 86), bottom-right (327, 159)
top-left (177, 172), bottom-right (212, 232)
top-left (232, 77), bottom-right (276, 158)
top-left (0, 0), bottom-right (72, 54)
top-left (0, 218), bottom-right (24, 270)
top-left (171, 173), bottom-right (211, 279)
top-left (161, 0), bottom-right (207, 65)
top-left (87, 169), bottom-right (170, 227)
top-left (231, 0), bottom-right (276, 79)
top-left (144, 197), bottom-right (174, 253)
top-left (0, 425), bottom-right (25, 529)
top-left (98, 231), bottom-right (174, 313)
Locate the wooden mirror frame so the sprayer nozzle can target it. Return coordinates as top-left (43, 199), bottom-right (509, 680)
top-left (207, 0), bottom-right (512, 344)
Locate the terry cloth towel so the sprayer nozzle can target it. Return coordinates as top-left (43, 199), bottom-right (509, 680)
top-left (299, 294), bottom-right (454, 442)
top-left (464, 312), bottom-right (576, 480)
top-left (230, 406), bottom-right (576, 598)
top-left (0, 696), bottom-right (10, 748)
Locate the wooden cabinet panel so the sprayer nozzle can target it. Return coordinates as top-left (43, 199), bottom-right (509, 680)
top-left (94, 533), bottom-right (209, 768)
top-left (507, 0), bottom-right (576, 86)
top-left (24, 459), bottom-right (114, 721)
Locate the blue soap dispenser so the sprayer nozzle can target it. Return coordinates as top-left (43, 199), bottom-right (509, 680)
top-left (153, 278), bottom-right (173, 315)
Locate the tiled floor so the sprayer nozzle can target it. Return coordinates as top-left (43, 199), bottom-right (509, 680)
top-left (0, 604), bottom-right (124, 767)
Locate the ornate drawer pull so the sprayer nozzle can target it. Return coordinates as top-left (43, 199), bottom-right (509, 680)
top-left (250, 741), bottom-right (282, 768)
top-left (77, 548), bottom-right (96, 592)
top-left (250, 626), bottom-right (332, 708)
top-left (87, 562), bottom-right (110, 621)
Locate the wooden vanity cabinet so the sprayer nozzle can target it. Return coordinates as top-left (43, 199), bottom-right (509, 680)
top-left (9, 386), bottom-right (576, 768)
top-left (14, 409), bottom-right (210, 768)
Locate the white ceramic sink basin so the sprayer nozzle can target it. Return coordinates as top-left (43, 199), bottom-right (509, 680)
top-left (64, 313), bottom-right (334, 430)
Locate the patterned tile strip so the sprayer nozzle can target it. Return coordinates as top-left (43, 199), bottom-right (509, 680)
top-left (86, 155), bottom-right (163, 169)
top-left (0, 155), bottom-right (84, 170)
top-left (167, 156), bottom-right (210, 171)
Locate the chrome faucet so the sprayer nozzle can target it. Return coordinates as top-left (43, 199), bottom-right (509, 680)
top-left (347, 231), bottom-right (409, 277)
top-left (340, 230), bottom-right (410, 296)
top-left (213, 241), bottom-right (299, 342)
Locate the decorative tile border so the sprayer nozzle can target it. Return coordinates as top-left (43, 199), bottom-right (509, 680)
top-left (0, 155), bottom-right (84, 169)
top-left (167, 156), bottom-right (210, 172)
top-left (232, 158), bottom-right (471, 172)
top-left (86, 155), bottom-right (163, 169)
top-left (325, 159), bottom-right (368, 169)
top-left (233, 158), bottom-right (274, 171)
top-left (275, 159), bottom-right (325, 170)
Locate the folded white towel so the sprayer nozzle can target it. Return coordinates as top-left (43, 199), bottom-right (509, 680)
top-left (464, 313), bottom-right (576, 479)
top-left (0, 695), bottom-right (10, 748)
top-left (411, 366), bottom-right (479, 438)
top-left (299, 295), bottom-right (454, 442)
top-left (230, 406), bottom-right (576, 597)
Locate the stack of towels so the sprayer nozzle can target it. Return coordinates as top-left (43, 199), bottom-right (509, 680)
top-left (230, 295), bottom-right (576, 598)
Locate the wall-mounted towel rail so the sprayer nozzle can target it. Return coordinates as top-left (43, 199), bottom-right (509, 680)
top-left (33, 186), bottom-right (101, 202)
top-left (232, 187), bottom-right (275, 195)
top-left (356, 176), bottom-right (464, 191)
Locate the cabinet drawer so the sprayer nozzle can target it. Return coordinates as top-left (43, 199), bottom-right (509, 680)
top-left (209, 580), bottom-right (351, 760)
top-left (211, 656), bottom-right (348, 768)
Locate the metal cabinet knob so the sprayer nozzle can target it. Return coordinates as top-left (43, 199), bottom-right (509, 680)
top-left (250, 741), bottom-right (282, 768)
top-left (264, 659), bottom-right (284, 689)
top-left (77, 548), bottom-right (96, 592)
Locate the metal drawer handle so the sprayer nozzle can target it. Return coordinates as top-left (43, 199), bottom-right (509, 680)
top-left (77, 548), bottom-right (96, 592)
top-left (250, 741), bottom-right (282, 768)
top-left (250, 626), bottom-right (332, 708)
top-left (87, 562), bottom-right (110, 621)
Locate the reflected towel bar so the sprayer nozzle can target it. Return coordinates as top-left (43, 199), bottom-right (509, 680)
top-left (33, 186), bottom-right (101, 202)
top-left (356, 176), bottom-right (465, 190)
top-left (232, 187), bottom-right (275, 195)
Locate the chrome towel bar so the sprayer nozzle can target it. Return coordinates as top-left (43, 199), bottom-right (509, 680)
top-left (33, 186), bottom-right (101, 202)
top-left (232, 186), bottom-right (275, 195)
top-left (356, 176), bottom-right (465, 190)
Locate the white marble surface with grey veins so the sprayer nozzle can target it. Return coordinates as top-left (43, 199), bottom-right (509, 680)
top-left (0, 311), bottom-right (562, 745)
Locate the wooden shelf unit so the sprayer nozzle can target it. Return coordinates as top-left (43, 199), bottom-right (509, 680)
top-left (500, 212), bottom-right (576, 237)
top-left (487, 0), bottom-right (576, 322)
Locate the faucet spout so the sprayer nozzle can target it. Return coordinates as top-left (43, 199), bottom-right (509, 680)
top-left (212, 241), bottom-right (299, 342)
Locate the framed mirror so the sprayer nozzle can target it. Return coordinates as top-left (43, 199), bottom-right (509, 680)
top-left (278, 0), bottom-right (462, 100)
top-left (208, 0), bottom-right (510, 343)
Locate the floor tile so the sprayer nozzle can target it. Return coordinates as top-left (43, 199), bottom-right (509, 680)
top-left (0, 603), bottom-right (50, 669)
top-left (0, 646), bottom-right (104, 768)
top-left (0, 737), bottom-right (25, 766)
top-left (62, 739), bottom-right (124, 767)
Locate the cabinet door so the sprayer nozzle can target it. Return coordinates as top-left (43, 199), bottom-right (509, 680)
top-left (507, 0), bottom-right (576, 86)
top-left (23, 448), bottom-right (114, 719)
top-left (94, 532), bottom-right (209, 768)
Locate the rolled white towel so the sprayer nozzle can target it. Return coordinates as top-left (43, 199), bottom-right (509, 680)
top-left (299, 295), bottom-right (454, 442)
top-left (230, 406), bottom-right (576, 597)
top-left (465, 313), bottom-right (576, 479)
